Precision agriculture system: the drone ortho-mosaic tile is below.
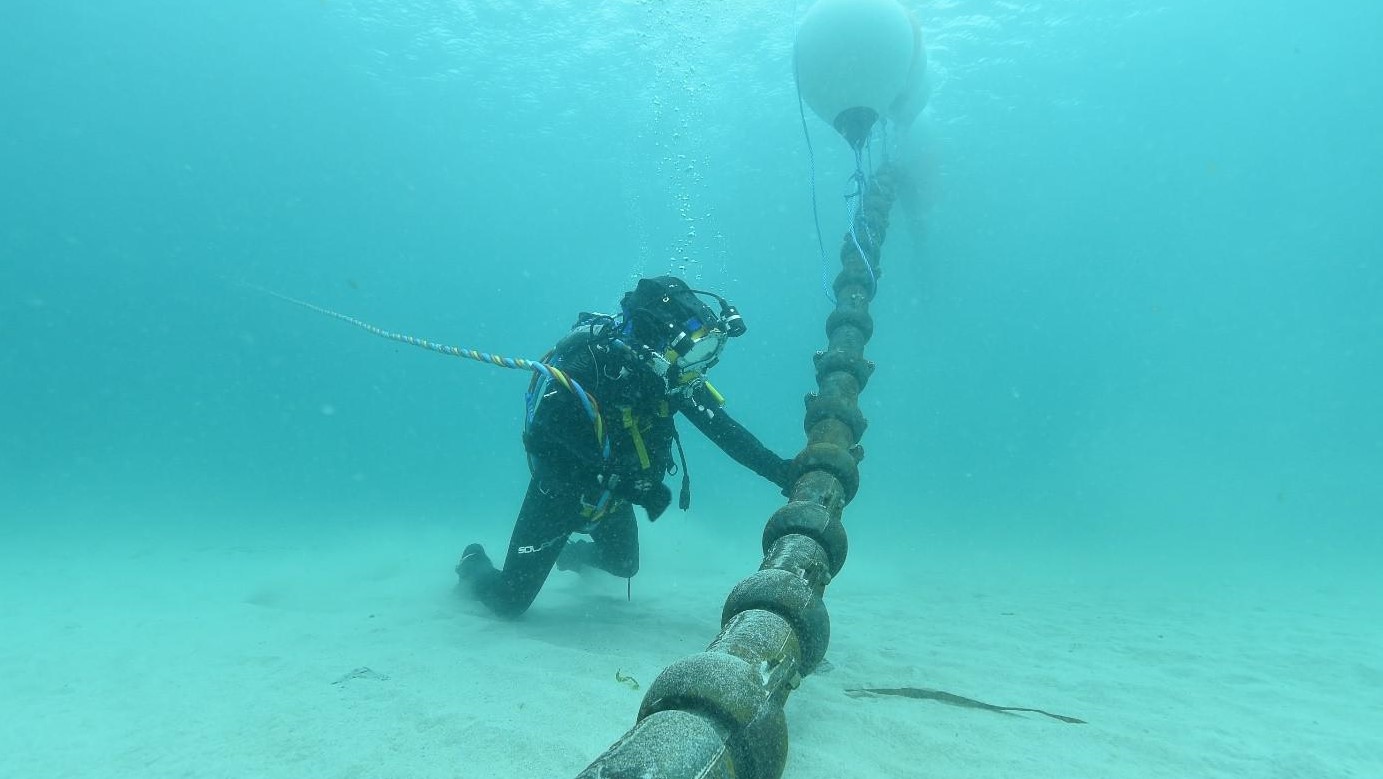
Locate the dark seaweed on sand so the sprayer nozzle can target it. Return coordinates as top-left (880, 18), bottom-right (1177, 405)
top-left (846, 687), bottom-right (1086, 724)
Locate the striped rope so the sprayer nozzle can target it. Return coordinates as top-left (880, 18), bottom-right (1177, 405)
top-left (259, 287), bottom-right (608, 457)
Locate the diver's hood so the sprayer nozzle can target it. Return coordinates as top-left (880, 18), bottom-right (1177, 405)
top-left (619, 276), bottom-right (748, 394)
top-left (620, 276), bottom-right (722, 350)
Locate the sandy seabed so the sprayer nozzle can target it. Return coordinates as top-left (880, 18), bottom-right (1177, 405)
top-left (3, 513), bottom-right (1379, 779)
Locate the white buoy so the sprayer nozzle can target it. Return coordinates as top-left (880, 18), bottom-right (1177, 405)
top-left (794, 0), bottom-right (917, 149)
top-left (888, 13), bottom-right (930, 130)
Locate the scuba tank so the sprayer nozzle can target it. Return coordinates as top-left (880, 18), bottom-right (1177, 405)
top-left (523, 312), bottom-right (619, 467)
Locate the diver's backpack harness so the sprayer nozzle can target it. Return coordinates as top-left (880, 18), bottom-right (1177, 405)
top-left (523, 312), bottom-right (697, 520)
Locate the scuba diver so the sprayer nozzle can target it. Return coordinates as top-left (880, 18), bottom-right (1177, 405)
top-left (455, 275), bottom-right (793, 618)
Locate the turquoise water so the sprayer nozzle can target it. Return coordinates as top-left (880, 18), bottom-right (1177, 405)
top-left (5, 0), bottom-right (1377, 556)
top-left (2, 3), bottom-right (1380, 772)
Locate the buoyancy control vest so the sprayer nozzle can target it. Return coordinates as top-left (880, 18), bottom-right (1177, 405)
top-left (523, 313), bottom-right (694, 519)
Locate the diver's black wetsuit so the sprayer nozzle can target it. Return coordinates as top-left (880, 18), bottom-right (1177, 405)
top-left (459, 320), bottom-right (789, 618)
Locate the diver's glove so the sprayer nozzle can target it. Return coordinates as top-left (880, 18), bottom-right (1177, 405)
top-left (614, 476), bottom-right (673, 522)
top-left (771, 455), bottom-right (796, 497)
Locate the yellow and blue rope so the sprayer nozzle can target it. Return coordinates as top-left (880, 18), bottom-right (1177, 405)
top-left (261, 288), bottom-right (609, 457)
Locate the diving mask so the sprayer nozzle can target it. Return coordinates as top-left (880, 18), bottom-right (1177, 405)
top-left (618, 276), bottom-right (744, 386)
top-left (677, 325), bottom-right (730, 376)
top-left (670, 323), bottom-right (727, 382)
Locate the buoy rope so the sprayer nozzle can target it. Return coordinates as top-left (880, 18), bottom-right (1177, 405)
top-left (794, 58), bottom-right (837, 304)
top-left (846, 147), bottom-right (881, 300)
